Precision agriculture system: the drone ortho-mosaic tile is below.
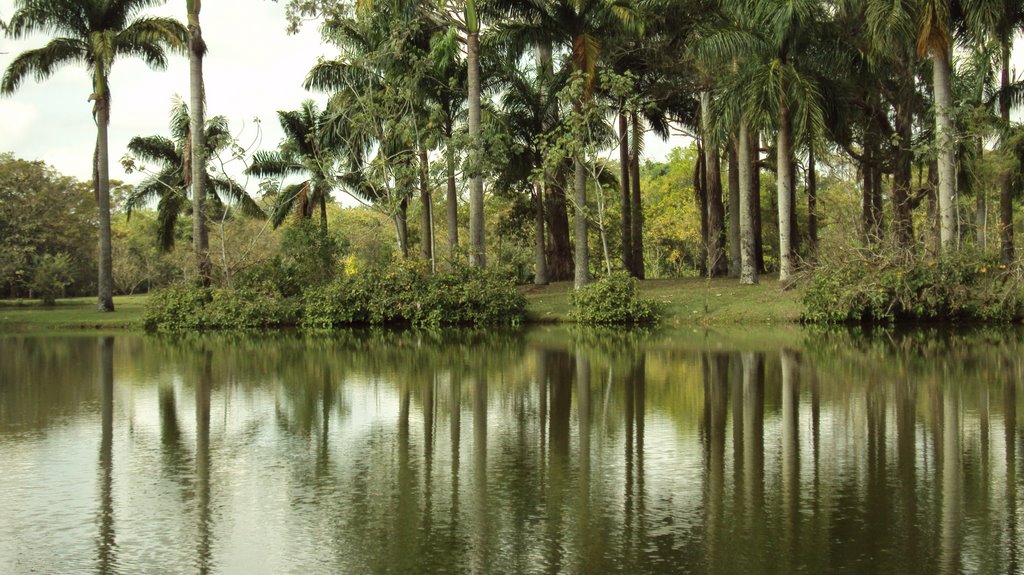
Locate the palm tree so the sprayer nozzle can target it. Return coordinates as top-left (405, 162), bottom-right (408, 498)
top-left (124, 99), bottom-right (263, 252)
top-left (963, 0), bottom-right (1024, 262)
top-left (247, 101), bottom-right (339, 232)
top-left (491, 0), bottom-right (642, 287)
top-left (2, 0), bottom-right (187, 311)
top-left (187, 0), bottom-right (209, 283)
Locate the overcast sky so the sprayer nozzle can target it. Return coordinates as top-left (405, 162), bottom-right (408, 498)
top-left (0, 0), bottom-right (331, 185)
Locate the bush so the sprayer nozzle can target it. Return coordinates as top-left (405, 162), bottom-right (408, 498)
top-left (301, 261), bottom-right (526, 329)
top-left (802, 250), bottom-right (1024, 323)
top-left (144, 284), bottom-right (296, 331)
top-left (569, 273), bottom-right (659, 325)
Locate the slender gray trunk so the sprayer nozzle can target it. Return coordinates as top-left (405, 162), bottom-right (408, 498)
top-left (619, 112), bottom-right (632, 273)
top-left (1000, 42), bottom-right (1014, 263)
top-left (728, 138), bottom-right (741, 276)
top-left (467, 31), bottom-right (485, 267)
top-left (630, 113), bottom-right (645, 279)
top-left (808, 143), bottom-right (817, 256)
top-left (419, 147), bottom-right (433, 264)
top-left (574, 156), bottom-right (589, 288)
top-left (738, 124), bottom-right (758, 285)
top-left (446, 136), bottom-right (459, 258)
top-left (777, 96), bottom-right (794, 283)
top-left (934, 51), bottom-right (957, 250)
top-left (189, 0), bottom-right (209, 286)
top-left (96, 96), bottom-right (115, 311)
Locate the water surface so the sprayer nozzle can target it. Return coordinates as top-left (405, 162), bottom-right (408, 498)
top-left (0, 327), bottom-right (1020, 574)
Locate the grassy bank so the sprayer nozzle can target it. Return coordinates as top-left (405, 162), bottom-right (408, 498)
top-left (0, 278), bottom-right (803, 332)
top-left (0, 295), bottom-right (148, 332)
top-left (523, 277), bottom-right (803, 325)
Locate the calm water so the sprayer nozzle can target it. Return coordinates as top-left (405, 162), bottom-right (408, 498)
top-left (0, 327), bottom-right (1021, 574)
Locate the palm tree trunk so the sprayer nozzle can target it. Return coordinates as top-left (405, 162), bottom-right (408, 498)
top-left (701, 91), bottom-right (727, 277)
top-left (1000, 42), bottom-right (1014, 263)
top-left (467, 29), bottom-right (485, 268)
top-left (419, 147), bottom-right (433, 264)
top-left (574, 156), bottom-right (589, 288)
top-left (630, 112), bottom-right (645, 279)
top-left (728, 138), bottom-right (741, 276)
top-left (446, 134), bottom-right (459, 258)
top-left (619, 112), bottom-right (633, 274)
top-left (696, 143), bottom-right (709, 276)
top-left (189, 0), bottom-right (209, 286)
top-left (749, 129), bottom-right (764, 273)
top-left (739, 123), bottom-right (758, 285)
top-left (808, 143), bottom-right (818, 256)
top-left (534, 182), bottom-right (548, 285)
top-left (319, 196), bottom-right (328, 234)
top-left (934, 51), bottom-right (957, 250)
top-left (96, 95), bottom-right (115, 311)
top-left (538, 40), bottom-right (573, 281)
top-left (777, 96), bottom-right (794, 283)
top-left (894, 97), bottom-right (914, 247)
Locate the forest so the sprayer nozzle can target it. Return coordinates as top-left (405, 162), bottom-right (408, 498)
top-left (2, 0), bottom-right (1023, 324)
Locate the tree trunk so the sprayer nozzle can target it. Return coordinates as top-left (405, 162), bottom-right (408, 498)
top-left (630, 112), bottom-right (645, 279)
top-left (619, 112), bottom-right (633, 274)
top-left (977, 141), bottom-right (986, 249)
top-left (574, 156), bottom-right (589, 288)
top-left (926, 160), bottom-right (941, 257)
top-left (419, 147), bottom-right (433, 264)
top-left (446, 132), bottom-right (459, 258)
top-left (728, 138), bottom-right (741, 276)
top-left (696, 143), bottom-right (709, 277)
top-left (702, 92), bottom-right (727, 277)
top-left (546, 171), bottom-right (574, 281)
top-left (534, 182), bottom-right (548, 285)
top-left (777, 96), bottom-right (794, 283)
top-left (808, 143), bottom-right (818, 256)
top-left (96, 94), bottom-right (115, 311)
top-left (893, 99), bottom-right (914, 247)
top-left (319, 196), bottom-right (328, 234)
top-left (739, 123), bottom-right (758, 285)
top-left (934, 50), bottom-right (957, 251)
top-left (1000, 42), bottom-right (1014, 263)
top-left (467, 29), bottom-right (485, 267)
top-left (395, 196), bottom-right (409, 258)
top-left (189, 0), bottom-right (209, 287)
top-left (750, 129), bottom-right (764, 273)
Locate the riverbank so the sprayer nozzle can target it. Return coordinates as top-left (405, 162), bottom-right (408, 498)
top-left (0, 278), bottom-right (803, 332)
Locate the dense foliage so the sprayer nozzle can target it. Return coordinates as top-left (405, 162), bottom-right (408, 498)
top-left (803, 252), bottom-right (1024, 323)
top-left (570, 272), bottom-right (659, 324)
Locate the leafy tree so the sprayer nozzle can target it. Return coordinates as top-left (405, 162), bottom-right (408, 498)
top-left (1, 0), bottom-right (187, 311)
top-left (124, 98), bottom-right (263, 252)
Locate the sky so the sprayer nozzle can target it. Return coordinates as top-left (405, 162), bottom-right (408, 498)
top-left (0, 0), bottom-right (330, 185)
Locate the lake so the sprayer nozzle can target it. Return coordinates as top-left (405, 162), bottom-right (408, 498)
top-left (0, 326), bottom-right (1020, 574)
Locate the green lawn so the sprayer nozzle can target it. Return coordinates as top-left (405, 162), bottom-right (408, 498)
top-left (522, 277), bottom-right (803, 325)
top-left (0, 278), bottom-right (803, 332)
top-left (0, 295), bottom-right (148, 332)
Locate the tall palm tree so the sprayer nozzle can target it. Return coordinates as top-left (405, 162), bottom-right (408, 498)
top-left (963, 0), bottom-right (1024, 262)
top-left (187, 0), bottom-right (209, 283)
top-left (2, 0), bottom-right (187, 311)
top-left (491, 0), bottom-right (642, 287)
top-left (125, 99), bottom-right (263, 252)
top-left (247, 100), bottom-right (339, 232)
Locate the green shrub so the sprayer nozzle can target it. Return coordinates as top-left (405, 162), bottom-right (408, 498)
top-left (300, 262), bottom-right (526, 329)
top-left (29, 252), bottom-right (74, 305)
top-left (569, 273), bottom-right (659, 325)
top-left (802, 250), bottom-right (1024, 323)
top-left (144, 284), bottom-right (295, 331)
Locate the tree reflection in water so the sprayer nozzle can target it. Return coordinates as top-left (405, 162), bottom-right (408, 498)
top-left (0, 327), bottom-right (1020, 574)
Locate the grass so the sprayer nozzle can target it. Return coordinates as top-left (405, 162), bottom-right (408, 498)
top-left (0, 278), bottom-right (803, 332)
top-left (0, 295), bottom-right (148, 332)
top-left (522, 277), bottom-right (803, 326)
